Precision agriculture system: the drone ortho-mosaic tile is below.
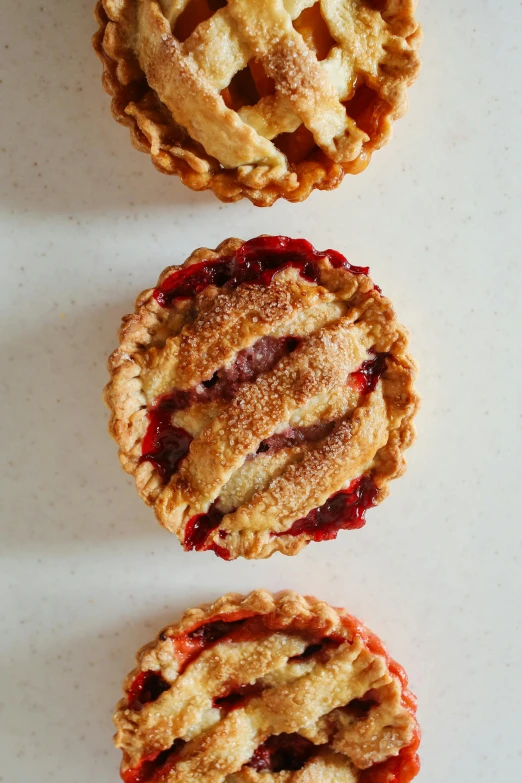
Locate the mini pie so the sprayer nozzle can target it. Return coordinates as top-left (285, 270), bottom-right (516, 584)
top-left (114, 590), bottom-right (421, 783)
top-left (105, 236), bottom-right (419, 560)
top-left (93, 0), bottom-right (422, 206)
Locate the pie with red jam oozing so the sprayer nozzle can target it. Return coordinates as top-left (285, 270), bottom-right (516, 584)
top-left (92, 0), bottom-right (421, 206)
top-left (105, 236), bottom-right (419, 560)
top-left (114, 590), bottom-right (421, 783)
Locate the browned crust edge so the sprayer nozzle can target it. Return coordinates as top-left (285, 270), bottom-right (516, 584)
top-left (103, 237), bottom-right (420, 559)
top-left (92, 1), bottom-right (422, 206)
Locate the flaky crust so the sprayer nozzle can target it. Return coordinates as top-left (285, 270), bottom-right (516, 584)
top-left (92, 0), bottom-right (421, 206)
top-left (104, 236), bottom-right (420, 560)
top-left (114, 590), bottom-right (421, 782)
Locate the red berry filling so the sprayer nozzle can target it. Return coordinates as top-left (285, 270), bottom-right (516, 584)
top-left (275, 475), bottom-right (379, 542)
top-left (349, 352), bottom-right (389, 395)
top-left (172, 617), bottom-right (251, 673)
top-left (213, 682), bottom-right (264, 711)
top-left (121, 740), bottom-right (185, 783)
top-left (154, 236), bottom-right (369, 308)
top-left (184, 503), bottom-right (225, 552)
top-left (257, 420), bottom-right (336, 455)
top-left (127, 670), bottom-right (170, 712)
top-left (248, 734), bottom-right (318, 772)
top-left (139, 407), bottom-right (192, 483)
top-left (140, 336), bottom-right (300, 482)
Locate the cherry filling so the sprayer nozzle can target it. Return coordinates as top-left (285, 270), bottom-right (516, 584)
top-left (154, 236), bottom-right (369, 308)
top-left (257, 420), bottom-right (336, 455)
top-left (121, 740), bottom-right (186, 783)
top-left (248, 734), bottom-right (318, 773)
top-left (127, 670), bottom-right (170, 712)
top-left (172, 618), bottom-right (250, 673)
top-left (275, 475), bottom-right (379, 542)
top-left (184, 503), bottom-right (225, 552)
top-left (139, 399), bottom-right (192, 484)
top-left (349, 352), bottom-right (389, 395)
top-left (213, 682), bottom-right (264, 712)
top-left (202, 336), bottom-right (300, 401)
top-left (140, 335), bottom-right (300, 483)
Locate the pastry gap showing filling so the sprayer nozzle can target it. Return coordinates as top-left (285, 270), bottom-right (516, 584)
top-left (121, 740), bottom-right (186, 783)
top-left (140, 335), bottom-right (300, 482)
top-left (292, 3), bottom-right (337, 61)
top-left (149, 344), bottom-right (387, 556)
top-left (274, 475), bottom-right (379, 542)
top-left (172, 616), bottom-right (254, 673)
top-left (173, 0), bottom-right (227, 42)
top-left (212, 682), bottom-right (264, 711)
top-left (256, 420), bottom-right (337, 456)
top-left (349, 351), bottom-right (389, 395)
top-left (344, 84), bottom-right (391, 139)
top-left (184, 502), bottom-right (225, 554)
top-left (222, 59), bottom-right (276, 112)
top-left (154, 236), bottom-right (369, 308)
top-left (126, 670), bottom-right (170, 712)
top-left (248, 734), bottom-right (320, 773)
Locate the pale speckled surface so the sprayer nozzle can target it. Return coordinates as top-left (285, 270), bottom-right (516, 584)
top-left (1, 1), bottom-right (521, 780)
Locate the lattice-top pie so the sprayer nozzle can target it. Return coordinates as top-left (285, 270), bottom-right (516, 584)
top-left (105, 236), bottom-right (419, 560)
top-left (114, 590), bottom-right (421, 783)
top-left (93, 0), bottom-right (421, 205)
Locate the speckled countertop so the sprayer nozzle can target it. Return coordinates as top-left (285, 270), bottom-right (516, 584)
top-left (1, 1), bottom-right (521, 780)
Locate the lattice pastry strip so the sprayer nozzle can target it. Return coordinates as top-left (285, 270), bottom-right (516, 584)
top-left (105, 236), bottom-right (419, 560)
top-left (93, 0), bottom-right (421, 204)
top-left (113, 591), bottom-right (421, 783)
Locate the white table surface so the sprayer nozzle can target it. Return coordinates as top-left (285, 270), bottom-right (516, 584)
top-left (1, 1), bottom-right (521, 780)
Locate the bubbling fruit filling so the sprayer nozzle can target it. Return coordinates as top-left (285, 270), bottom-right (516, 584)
top-left (275, 475), bottom-right (379, 542)
top-left (126, 670), bottom-right (170, 712)
top-left (121, 740), bottom-right (186, 783)
top-left (248, 734), bottom-right (319, 773)
top-left (118, 235), bottom-right (415, 561)
top-left (142, 237), bottom-right (382, 499)
top-left (117, 595), bottom-right (421, 783)
top-left (154, 236), bottom-right (369, 308)
top-left (140, 335), bottom-right (300, 482)
top-left (170, 1), bottom-right (389, 170)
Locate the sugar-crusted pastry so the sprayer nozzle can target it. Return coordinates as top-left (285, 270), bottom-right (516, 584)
top-left (105, 236), bottom-right (419, 560)
top-left (114, 590), bottom-right (421, 783)
top-left (93, 0), bottom-right (421, 205)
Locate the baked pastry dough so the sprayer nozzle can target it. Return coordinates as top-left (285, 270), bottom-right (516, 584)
top-left (114, 590), bottom-right (421, 783)
top-left (105, 236), bottom-right (419, 560)
top-left (93, 0), bottom-right (421, 205)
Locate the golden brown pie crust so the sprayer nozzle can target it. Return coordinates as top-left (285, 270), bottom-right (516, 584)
top-left (114, 590), bottom-right (421, 782)
top-left (92, 0), bottom-right (422, 205)
top-left (104, 236), bottom-right (419, 560)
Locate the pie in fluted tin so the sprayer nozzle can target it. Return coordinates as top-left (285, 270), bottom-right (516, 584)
top-left (93, 0), bottom-right (421, 205)
top-left (114, 590), bottom-right (421, 783)
top-left (104, 236), bottom-right (419, 560)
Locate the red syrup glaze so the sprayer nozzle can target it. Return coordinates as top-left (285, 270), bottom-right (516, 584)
top-left (154, 236), bottom-right (370, 308)
top-left (140, 335), bottom-right (300, 482)
top-left (127, 670), bottom-right (170, 712)
top-left (248, 734), bottom-right (318, 773)
top-left (183, 503), bottom-right (225, 552)
top-left (138, 399), bottom-right (192, 484)
top-left (274, 475), bottom-right (379, 542)
top-left (349, 352), bottom-right (389, 395)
